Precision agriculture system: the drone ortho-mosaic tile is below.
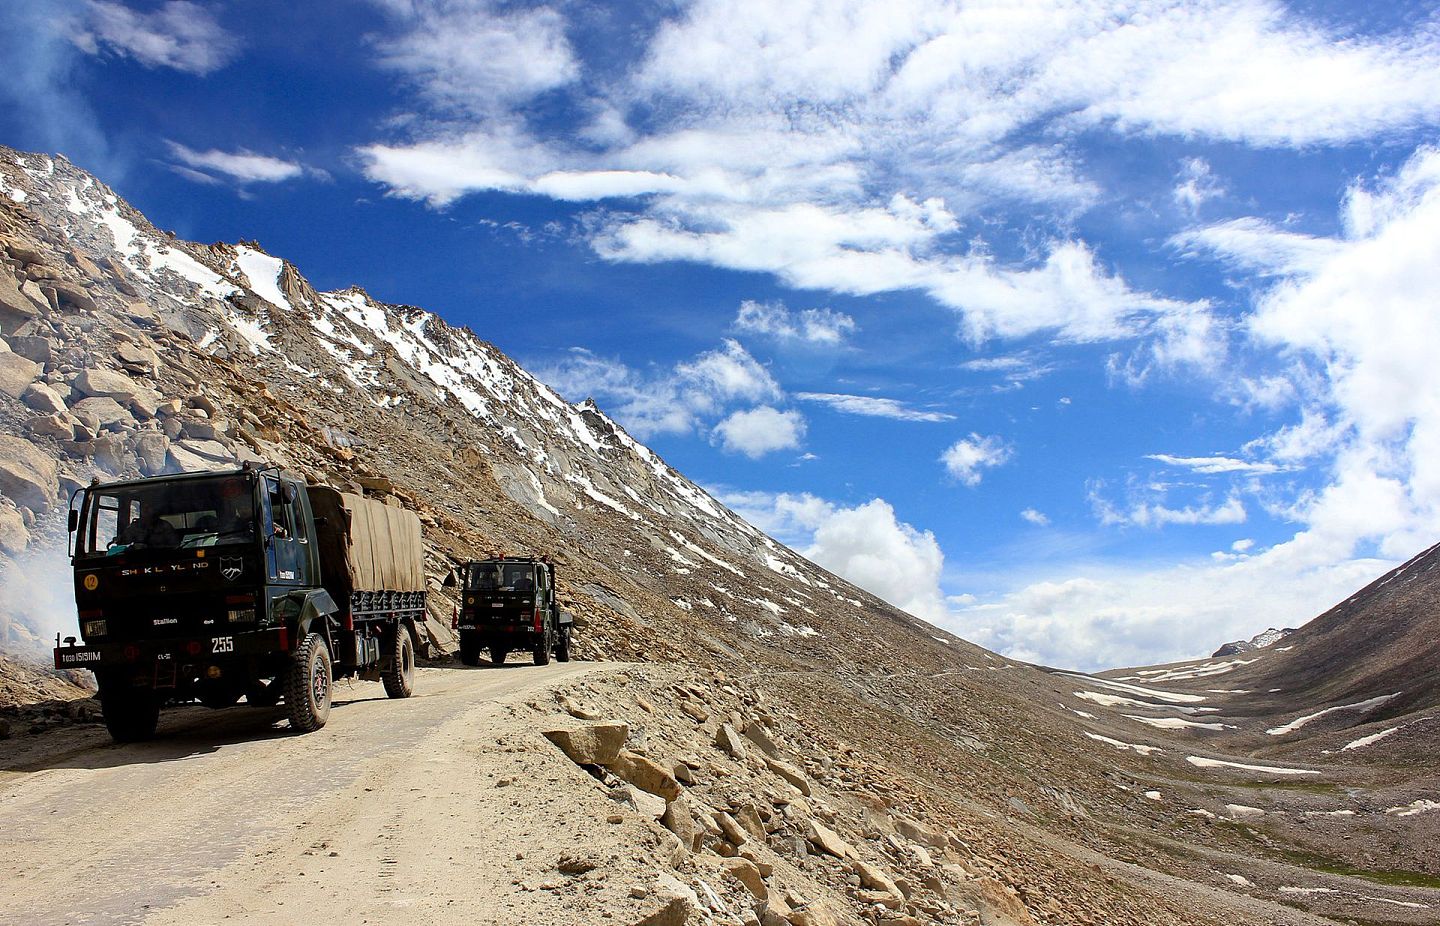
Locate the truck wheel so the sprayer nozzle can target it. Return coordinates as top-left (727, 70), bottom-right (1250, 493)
top-left (383, 626), bottom-right (416, 699)
top-left (555, 625), bottom-right (572, 663)
top-left (98, 676), bottom-right (160, 743)
top-left (285, 633), bottom-right (332, 733)
top-left (459, 639), bottom-right (480, 666)
top-left (489, 644), bottom-right (508, 666)
top-left (533, 631), bottom-right (551, 666)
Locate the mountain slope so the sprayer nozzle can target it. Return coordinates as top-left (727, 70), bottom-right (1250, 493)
top-left (0, 146), bottom-right (1436, 925)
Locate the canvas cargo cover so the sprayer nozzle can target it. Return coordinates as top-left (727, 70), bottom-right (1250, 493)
top-left (308, 485), bottom-right (424, 595)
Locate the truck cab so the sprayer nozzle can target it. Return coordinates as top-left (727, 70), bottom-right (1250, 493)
top-left (56, 464), bottom-right (424, 742)
top-left (451, 556), bottom-right (572, 666)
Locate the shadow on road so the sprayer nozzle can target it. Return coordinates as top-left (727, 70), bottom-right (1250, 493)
top-left (0, 694), bottom-right (387, 774)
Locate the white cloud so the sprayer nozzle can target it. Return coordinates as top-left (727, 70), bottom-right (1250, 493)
top-left (353, 0), bottom-right (1440, 356)
top-left (1020, 508), bottom-right (1050, 526)
top-left (734, 300), bottom-right (856, 346)
top-left (72, 0), bottom-right (239, 75)
top-left (534, 339), bottom-right (779, 439)
top-left (1172, 157), bottom-right (1224, 216)
top-left (711, 406), bottom-right (806, 458)
top-left (371, 1), bottom-right (577, 114)
top-left (941, 434), bottom-right (1012, 486)
top-left (795, 392), bottom-right (953, 422)
top-left (1145, 453), bottom-right (1284, 475)
top-left (1094, 493), bottom-right (1248, 528)
top-left (719, 490), bottom-right (948, 622)
top-left (1171, 217), bottom-right (1345, 277)
top-left (166, 142), bottom-right (307, 185)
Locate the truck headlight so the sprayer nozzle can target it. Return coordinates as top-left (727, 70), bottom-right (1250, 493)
top-left (84, 619), bottom-right (107, 637)
top-left (227, 608), bottom-right (256, 623)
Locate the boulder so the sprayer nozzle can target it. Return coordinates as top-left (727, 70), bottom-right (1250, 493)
top-left (608, 749), bottom-right (683, 802)
top-left (21, 382), bottom-right (67, 415)
top-left (0, 434), bottom-right (58, 510)
top-left (115, 341), bottom-right (159, 375)
top-left (28, 413), bottom-right (79, 440)
top-left (715, 723), bottom-right (747, 760)
top-left (609, 783), bottom-right (667, 821)
top-left (744, 720), bottom-right (781, 757)
top-left (9, 335), bottom-right (51, 363)
top-left (0, 502), bottom-right (29, 554)
top-left (805, 820), bottom-right (854, 859)
top-left (132, 432), bottom-right (170, 475)
top-left (720, 857), bottom-right (768, 901)
top-left (763, 756), bottom-right (811, 796)
top-left (0, 350), bottom-right (40, 398)
top-left (542, 721), bottom-right (629, 766)
top-left (0, 269), bottom-right (43, 326)
top-left (894, 816), bottom-right (946, 849)
top-left (661, 797), bottom-right (702, 852)
top-left (71, 396), bottom-right (136, 432)
top-left (71, 367), bottom-right (160, 417)
top-left (633, 873), bottom-right (699, 926)
top-left (181, 418), bottom-right (227, 441)
top-left (851, 859), bottom-right (902, 899)
top-left (51, 282), bottom-right (95, 312)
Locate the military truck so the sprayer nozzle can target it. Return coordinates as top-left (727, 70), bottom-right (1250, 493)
top-left (449, 556), bottom-right (572, 666)
top-left (54, 464), bottom-right (426, 742)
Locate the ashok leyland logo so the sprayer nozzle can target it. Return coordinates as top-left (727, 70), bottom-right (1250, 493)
top-left (220, 558), bottom-right (244, 581)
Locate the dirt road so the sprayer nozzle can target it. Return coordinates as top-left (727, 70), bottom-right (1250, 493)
top-left (0, 661), bottom-right (678, 926)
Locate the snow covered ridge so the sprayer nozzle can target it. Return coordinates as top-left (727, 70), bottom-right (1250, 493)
top-left (0, 148), bottom-right (870, 628)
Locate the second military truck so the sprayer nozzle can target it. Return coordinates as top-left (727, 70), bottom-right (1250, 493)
top-left (55, 464), bottom-right (426, 742)
top-left (452, 556), bottom-right (572, 666)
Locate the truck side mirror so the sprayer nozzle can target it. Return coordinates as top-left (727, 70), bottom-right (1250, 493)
top-left (282, 482), bottom-right (299, 504)
top-left (68, 509), bottom-right (79, 534)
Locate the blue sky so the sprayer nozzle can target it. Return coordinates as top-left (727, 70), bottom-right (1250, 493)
top-left (4, 0), bottom-right (1440, 669)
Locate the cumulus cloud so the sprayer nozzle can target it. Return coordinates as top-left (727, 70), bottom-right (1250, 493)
top-left (941, 434), bottom-right (1012, 486)
top-left (166, 142), bottom-right (308, 185)
top-left (1020, 508), bottom-right (1050, 526)
top-left (71, 0), bottom-right (239, 75)
top-left (711, 406), bottom-right (806, 458)
top-left (719, 490), bottom-right (947, 622)
top-left (535, 339), bottom-right (780, 439)
top-left (734, 300), bottom-right (856, 346)
top-left (795, 392), bottom-right (953, 422)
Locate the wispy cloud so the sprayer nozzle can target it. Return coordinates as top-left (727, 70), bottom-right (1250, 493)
top-left (72, 1), bottom-right (240, 75)
top-left (734, 300), bottom-right (856, 346)
top-left (796, 392), bottom-right (953, 423)
top-left (1146, 453), bottom-right (1286, 475)
top-left (166, 142), bottom-right (312, 186)
top-left (1020, 508), bottom-right (1050, 526)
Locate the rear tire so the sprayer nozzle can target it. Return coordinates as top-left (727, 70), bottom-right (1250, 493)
top-left (555, 625), bottom-right (572, 663)
top-left (489, 644), bottom-right (508, 666)
top-left (459, 639), bottom-right (480, 666)
top-left (98, 675), bottom-right (160, 743)
top-left (383, 626), bottom-right (416, 699)
top-left (285, 633), bottom-right (331, 733)
top-left (533, 630), bottom-right (551, 666)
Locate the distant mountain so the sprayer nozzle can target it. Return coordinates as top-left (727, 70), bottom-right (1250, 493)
top-left (1211, 626), bottom-right (1297, 657)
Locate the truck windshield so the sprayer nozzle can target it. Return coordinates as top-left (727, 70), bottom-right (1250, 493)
top-left (468, 562), bottom-right (535, 591)
top-left (76, 475), bottom-right (259, 557)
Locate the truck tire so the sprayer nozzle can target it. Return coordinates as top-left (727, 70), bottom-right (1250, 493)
top-left (98, 676), bottom-right (160, 743)
top-left (459, 639), bottom-right (480, 666)
top-left (532, 630), bottom-right (551, 666)
top-left (383, 626), bottom-right (416, 699)
top-left (285, 633), bottom-right (332, 733)
top-left (489, 644), bottom-right (508, 666)
top-left (555, 625), bottom-right (572, 663)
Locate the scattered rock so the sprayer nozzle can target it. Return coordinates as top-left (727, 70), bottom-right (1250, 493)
top-left (633, 873), bottom-right (699, 926)
top-left (0, 502), bottom-right (29, 554)
top-left (543, 721), bottom-right (629, 766)
top-left (21, 382), bottom-right (67, 415)
top-left (0, 434), bottom-right (59, 510)
top-left (721, 857), bottom-right (768, 901)
top-left (763, 756), bottom-right (811, 796)
top-left (556, 851), bottom-right (600, 875)
top-left (609, 749), bottom-right (683, 802)
top-left (9, 335), bottom-right (52, 364)
top-left (71, 396), bottom-right (136, 431)
top-left (28, 413), bottom-right (79, 441)
top-left (0, 350), bottom-right (40, 398)
top-left (805, 819), bottom-right (854, 859)
top-left (609, 783), bottom-right (667, 820)
top-left (715, 723), bottom-right (747, 760)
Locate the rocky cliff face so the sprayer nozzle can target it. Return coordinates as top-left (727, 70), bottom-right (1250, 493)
top-left (2, 146), bottom-right (1436, 926)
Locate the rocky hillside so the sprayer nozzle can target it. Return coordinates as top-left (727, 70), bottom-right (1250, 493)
top-left (0, 146), bottom-right (1436, 926)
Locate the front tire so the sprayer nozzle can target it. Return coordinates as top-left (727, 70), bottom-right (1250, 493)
top-left (98, 675), bottom-right (160, 743)
top-left (383, 626), bottom-right (416, 699)
top-left (533, 629), bottom-right (551, 666)
top-left (285, 633), bottom-right (332, 733)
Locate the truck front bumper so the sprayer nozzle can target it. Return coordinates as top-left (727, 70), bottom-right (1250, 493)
top-left (55, 628), bottom-right (291, 670)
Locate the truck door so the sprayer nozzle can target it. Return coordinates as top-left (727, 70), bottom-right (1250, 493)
top-left (262, 476), bottom-right (309, 586)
